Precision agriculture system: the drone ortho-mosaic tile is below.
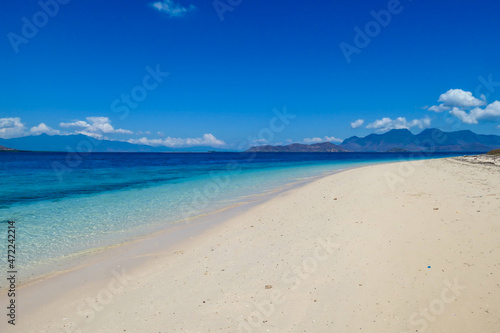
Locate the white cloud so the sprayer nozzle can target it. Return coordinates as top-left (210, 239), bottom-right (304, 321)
top-left (1, 118), bottom-right (63, 139)
top-left (0, 117), bottom-right (26, 139)
top-left (449, 101), bottom-right (500, 124)
top-left (303, 136), bottom-right (343, 144)
top-left (449, 107), bottom-right (476, 124)
top-left (426, 88), bottom-right (500, 125)
top-left (438, 89), bottom-right (486, 108)
top-left (350, 119), bottom-right (365, 129)
top-left (128, 133), bottom-right (226, 148)
top-left (428, 89), bottom-right (486, 113)
top-left (325, 136), bottom-right (343, 143)
top-left (246, 138), bottom-right (269, 147)
top-left (471, 101), bottom-right (500, 121)
top-left (59, 120), bottom-right (89, 128)
top-left (60, 117), bottom-right (133, 136)
top-left (366, 117), bottom-right (431, 132)
top-left (428, 104), bottom-right (451, 112)
top-left (303, 137), bottom-right (323, 144)
top-left (149, 0), bottom-right (195, 17)
top-left (30, 123), bottom-right (60, 136)
top-left (77, 131), bottom-right (107, 140)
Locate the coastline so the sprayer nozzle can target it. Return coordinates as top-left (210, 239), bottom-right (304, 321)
top-left (1, 157), bottom-right (499, 332)
top-left (3, 165), bottom-right (351, 288)
top-left (0, 162), bottom-right (356, 331)
top-left (6, 156), bottom-right (407, 286)
top-left (2, 152), bottom-right (417, 278)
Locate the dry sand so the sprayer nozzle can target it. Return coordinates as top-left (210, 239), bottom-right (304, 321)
top-left (1, 157), bottom-right (499, 332)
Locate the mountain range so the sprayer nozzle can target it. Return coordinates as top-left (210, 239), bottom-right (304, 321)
top-left (248, 129), bottom-right (500, 153)
top-left (341, 128), bottom-right (500, 152)
top-left (246, 142), bottom-right (348, 153)
top-left (0, 134), bottom-right (230, 153)
top-left (1, 128), bottom-right (499, 153)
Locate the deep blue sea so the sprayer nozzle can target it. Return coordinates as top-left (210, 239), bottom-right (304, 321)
top-left (0, 151), bottom-right (466, 276)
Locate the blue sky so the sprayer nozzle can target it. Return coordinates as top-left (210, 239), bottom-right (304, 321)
top-left (1, 0), bottom-right (500, 149)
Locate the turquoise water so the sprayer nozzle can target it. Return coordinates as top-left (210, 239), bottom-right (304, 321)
top-left (0, 152), bottom-right (464, 275)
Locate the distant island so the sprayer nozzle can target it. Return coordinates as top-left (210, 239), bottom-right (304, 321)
top-left (247, 128), bottom-right (500, 153)
top-left (0, 134), bottom-right (231, 153)
top-left (0, 145), bottom-right (19, 152)
top-left (246, 142), bottom-right (348, 153)
top-left (1, 128), bottom-right (499, 153)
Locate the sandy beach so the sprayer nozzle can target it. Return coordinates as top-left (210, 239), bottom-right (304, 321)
top-left (2, 157), bottom-right (499, 333)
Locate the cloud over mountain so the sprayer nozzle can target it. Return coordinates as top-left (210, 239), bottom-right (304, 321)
top-left (366, 117), bottom-right (431, 132)
top-left (60, 117), bottom-right (133, 138)
top-left (128, 133), bottom-right (226, 148)
top-left (427, 88), bottom-right (500, 125)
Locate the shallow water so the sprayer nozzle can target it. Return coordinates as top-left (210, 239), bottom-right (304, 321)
top-left (0, 151), bottom-right (465, 273)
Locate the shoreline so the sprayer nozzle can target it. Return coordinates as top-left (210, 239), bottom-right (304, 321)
top-left (10, 155), bottom-right (422, 289)
top-left (0, 162), bottom-right (361, 331)
top-left (1, 152), bottom-right (466, 282)
top-left (2, 156), bottom-right (498, 332)
top-left (2, 164), bottom-right (355, 290)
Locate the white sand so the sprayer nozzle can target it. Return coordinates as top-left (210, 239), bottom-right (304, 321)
top-left (1, 158), bottom-right (499, 332)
